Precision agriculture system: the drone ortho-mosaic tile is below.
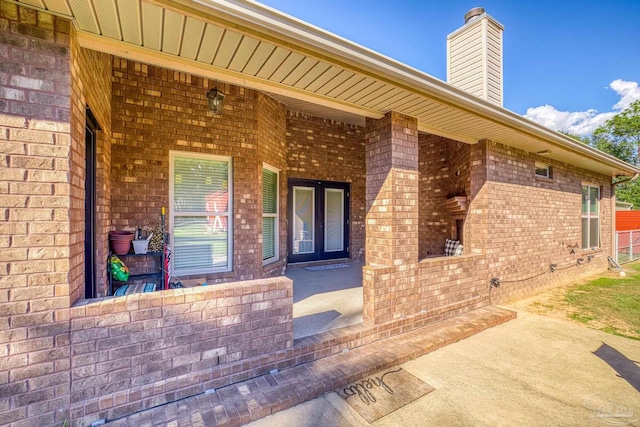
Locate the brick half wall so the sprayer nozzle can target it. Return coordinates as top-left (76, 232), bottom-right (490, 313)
top-left (68, 276), bottom-right (293, 425)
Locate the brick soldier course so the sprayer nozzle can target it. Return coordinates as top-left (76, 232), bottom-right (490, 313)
top-left (0, 2), bottom-right (631, 426)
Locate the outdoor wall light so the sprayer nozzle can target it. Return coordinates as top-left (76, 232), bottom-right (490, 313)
top-left (207, 87), bottom-right (225, 114)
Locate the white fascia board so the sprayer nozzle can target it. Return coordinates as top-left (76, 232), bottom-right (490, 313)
top-left (178, 1), bottom-right (639, 176)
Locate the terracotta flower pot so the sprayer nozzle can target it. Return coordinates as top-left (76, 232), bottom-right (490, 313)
top-left (109, 231), bottom-right (134, 255)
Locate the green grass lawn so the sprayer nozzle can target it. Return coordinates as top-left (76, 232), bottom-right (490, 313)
top-left (565, 262), bottom-right (640, 340)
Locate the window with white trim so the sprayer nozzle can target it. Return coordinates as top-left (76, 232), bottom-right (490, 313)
top-left (170, 151), bottom-right (232, 275)
top-left (581, 184), bottom-right (599, 249)
top-left (262, 165), bottom-right (279, 264)
top-left (535, 162), bottom-right (552, 179)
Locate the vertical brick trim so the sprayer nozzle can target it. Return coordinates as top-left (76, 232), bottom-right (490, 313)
top-left (77, 48), bottom-right (112, 297)
top-left (68, 25), bottom-right (85, 305)
top-left (364, 111), bottom-right (418, 266)
top-left (466, 140), bottom-right (488, 255)
top-left (363, 112), bottom-right (419, 324)
top-left (95, 128), bottom-right (111, 296)
top-left (256, 92), bottom-right (287, 276)
top-left (0, 4), bottom-right (73, 426)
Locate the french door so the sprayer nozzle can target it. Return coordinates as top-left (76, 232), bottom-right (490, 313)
top-left (288, 179), bottom-right (350, 263)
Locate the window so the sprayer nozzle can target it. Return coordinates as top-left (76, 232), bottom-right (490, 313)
top-left (581, 184), bottom-right (599, 249)
top-left (170, 151), bottom-right (232, 275)
top-left (262, 165), bottom-right (279, 264)
top-left (535, 162), bottom-right (552, 179)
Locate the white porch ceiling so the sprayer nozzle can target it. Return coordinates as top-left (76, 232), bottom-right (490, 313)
top-left (13, 0), bottom-right (639, 177)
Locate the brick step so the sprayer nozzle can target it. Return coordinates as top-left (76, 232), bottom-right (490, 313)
top-left (107, 306), bottom-right (516, 426)
top-left (444, 196), bottom-right (467, 214)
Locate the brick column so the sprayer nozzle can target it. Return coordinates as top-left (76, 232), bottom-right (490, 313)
top-left (0, 4), bottom-right (73, 425)
top-left (363, 112), bottom-right (419, 324)
top-left (465, 140), bottom-right (488, 255)
top-left (365, 112), bottom-right (419, 265)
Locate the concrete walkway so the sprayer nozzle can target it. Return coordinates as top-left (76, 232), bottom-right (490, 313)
top-left (247, 310), bottom-right (640, 427)
top-left (287, 261), bottom-right (363, 339)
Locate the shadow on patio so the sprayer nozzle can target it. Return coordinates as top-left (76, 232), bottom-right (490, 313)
top-left (286, 261), bottom-right (363, 339)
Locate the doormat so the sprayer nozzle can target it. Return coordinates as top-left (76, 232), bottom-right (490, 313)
top-left (336, 367), bottom-right (435, 423)
top-left (303, 263), bottom-right (351, 271)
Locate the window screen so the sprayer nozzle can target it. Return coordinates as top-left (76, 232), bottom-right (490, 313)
top-left (581, 185), bottom-right (599, 249)
top-left (171, 152), bottom-right (232, 274)
top-left (262, 167), bottom-right (278, 262)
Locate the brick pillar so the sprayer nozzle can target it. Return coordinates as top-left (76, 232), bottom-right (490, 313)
top-left (466, 140), bottom-right (488, 255)
top-left (363, 112), bottom-right (419, 324)
top-left (365, 111), bottom-right (419, 265)
top-left (0, 4), bottom-right (73, 425)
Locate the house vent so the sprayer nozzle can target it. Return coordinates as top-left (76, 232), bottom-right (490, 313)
top-left (447, 8), bottom-right (504, 106)
top-left (464, 7), bottom-right (485, 23)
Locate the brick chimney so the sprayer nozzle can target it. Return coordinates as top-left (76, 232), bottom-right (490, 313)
top-left (447, 7), bottom-right (504, 106)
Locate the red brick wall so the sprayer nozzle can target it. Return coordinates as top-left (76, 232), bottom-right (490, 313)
top-left (68, 35), bottom-right (113, 303)
top-left (364, 111), bottom-right (419, 267)
top-left (418, 134), bottom-right (471, 257)
top-left (363, 112), bottom-right (420, 324)
top-left (0, 5), bottom-right (621, 425)
top-left (0, 4), bottom-right (73, 425)
top-left (483, 140), bottom-right (613, 302)
top-left (77, 47), bottom-right (112, 297)
top-left (466, 142), bottom-right (489, 255)
top-left (257, 93), bottom-right (288, 275)
top-left (365, 128), bottom-right (613, 323)
top-left (286, 112), bottom-right (366, 260)
top-left (68, 276), bottom-right (293, 426)
top-left (110, 59), bottom-right (287, 283)
top-left (418, 254), bottom-right (489, 313)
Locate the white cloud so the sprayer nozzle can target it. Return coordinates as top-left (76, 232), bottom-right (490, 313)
top-left (524, 79), bottom-right (640, 136)
top-left (610, 79), bottom-right (640, 111)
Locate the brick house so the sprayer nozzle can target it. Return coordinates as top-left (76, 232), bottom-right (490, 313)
top-left (1, 1), bottom-right (638, 426)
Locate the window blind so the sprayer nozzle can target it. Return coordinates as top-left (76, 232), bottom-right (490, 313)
top-left (171, 153), bottom-right (231, 274)
top-left (262, 168), bottom-right (278, 262)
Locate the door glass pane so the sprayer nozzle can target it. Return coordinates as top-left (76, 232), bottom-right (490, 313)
top-left (293, 187), bottom-right (314, 254)
top-left (325, 189), bottom-right (344, 252)
top-left (589, 187), bottom-right (599, 214)
top-left (589, 218), bottom-right (599, 248)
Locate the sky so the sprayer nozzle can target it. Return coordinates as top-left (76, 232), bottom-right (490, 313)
top-left (258, 0), bottom-right (640, 136)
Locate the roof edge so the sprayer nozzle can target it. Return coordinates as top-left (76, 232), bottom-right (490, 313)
top-left (153, 1), bottom-right (640, 176)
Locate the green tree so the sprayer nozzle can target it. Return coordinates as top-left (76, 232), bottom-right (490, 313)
top-left (592, 100), bottom-right (640, 165)
top-left (590, 100), bottom-right (640, 208)
top-left (613, 179), bottom-right (640, 209)
top-left (560, 131), bottom-right (591, 144)
top-left (598, 100), bottom-right (640, 145)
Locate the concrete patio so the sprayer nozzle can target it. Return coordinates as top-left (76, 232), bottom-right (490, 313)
top-left (287, 261), bottom-right (364, 339)
top-left (247, 309), bottom-right (640, 427)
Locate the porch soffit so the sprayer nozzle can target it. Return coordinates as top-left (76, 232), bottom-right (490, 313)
top-left (13, 0), bottom-right (639, 177)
